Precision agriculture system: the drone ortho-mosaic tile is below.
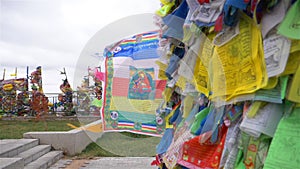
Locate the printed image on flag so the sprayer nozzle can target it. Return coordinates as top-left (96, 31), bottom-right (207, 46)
top-left (128, 66), bottom-right (155, 100)
top-left (101, 31), bottom-right (167, 137)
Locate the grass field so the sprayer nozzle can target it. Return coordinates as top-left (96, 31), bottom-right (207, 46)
top-left (0, 119), bottom-right (160, 157)
top-left (0, 119), bottom-right (80, 139)
top-left (78, 132), bottom-right (160, 158)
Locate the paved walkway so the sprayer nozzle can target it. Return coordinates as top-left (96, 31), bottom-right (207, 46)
top-left (51, 157), bottom-right (158, 169)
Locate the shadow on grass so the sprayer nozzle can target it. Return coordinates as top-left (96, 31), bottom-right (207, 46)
top-left (77, 132), bottom-right (161, 158)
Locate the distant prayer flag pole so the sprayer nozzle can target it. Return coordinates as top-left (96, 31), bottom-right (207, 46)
top-left (26, 66), bottom-right (29, 91)
top-left (26, 66), bottom-right (29, 79)
top-left (2, 68), bottom-right (5, 80)
top-left (15, 67), bottom-right (17, 79)
top-left (63, 67), bottom-right (67, 80)
top-left (10, 67), bottom-right (17, 78)
top-left (87, 66), bottom-right (90, 87)
top-left (59, 67), bottom-right (67, 79)
top-left (39, 66), bottom-right (43, 93)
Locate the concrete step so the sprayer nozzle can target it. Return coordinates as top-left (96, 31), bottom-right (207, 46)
top-left (0, 139), bottom-right (39, 157)
top-left (0, 158), bottom-right (24, 169)
top-left (24, 151), bottom-right (63, 169)
top-left (16, 145), bottom-right (51, 165)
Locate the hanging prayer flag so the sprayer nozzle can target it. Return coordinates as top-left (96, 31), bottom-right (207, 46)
top-left (101, 31), bottom-right (167, 136)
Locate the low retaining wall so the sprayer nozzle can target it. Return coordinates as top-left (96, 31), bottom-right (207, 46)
top-left (23, 120), bottom-right (102, 156)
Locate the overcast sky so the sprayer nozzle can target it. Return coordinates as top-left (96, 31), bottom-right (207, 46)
top-left (0, 0), bottom-right (160, 93)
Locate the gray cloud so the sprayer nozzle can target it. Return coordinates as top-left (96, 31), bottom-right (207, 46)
top-left (0, 0), bottom-right (160, 93)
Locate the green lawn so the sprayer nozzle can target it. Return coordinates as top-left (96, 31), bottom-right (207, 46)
top-left (0, 120), bottom-right (161, 157)
top-left (77, 132), bottom-right (160, 158)
top-left (0, 120), bottom-right (80, 139)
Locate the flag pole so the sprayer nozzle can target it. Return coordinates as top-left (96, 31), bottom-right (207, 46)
top-left (15, 67), bottom-right (17, 79)
top-left (63, 67), bottom-right (67, 80)
top-left (2, 68), bottom-right (5, 80)
top-left (26, 66), bottom-right (29, 91)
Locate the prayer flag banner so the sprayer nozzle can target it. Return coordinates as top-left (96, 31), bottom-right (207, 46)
top-left (102, 31), bottom-right (166, 137)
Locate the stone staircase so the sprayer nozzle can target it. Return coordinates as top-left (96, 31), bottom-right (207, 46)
top-left (0, 139), bottom-right (63, 169)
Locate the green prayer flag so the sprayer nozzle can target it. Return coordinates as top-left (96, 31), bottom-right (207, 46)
top-left (264, 107), bottom-right (300, 169)
top-left (277, 0), bottom-right (300, 39)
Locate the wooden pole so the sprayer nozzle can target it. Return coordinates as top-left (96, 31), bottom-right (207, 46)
top-left (2, 68), bottom-right (5, 80)
top-left (15, 67), bottom-right (17, 79)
